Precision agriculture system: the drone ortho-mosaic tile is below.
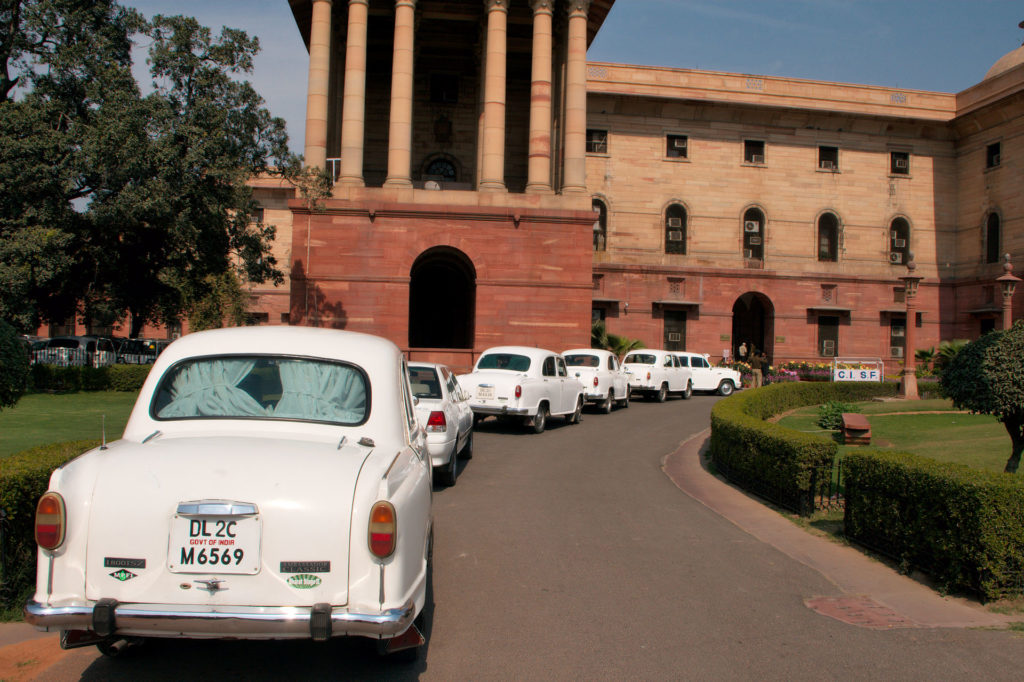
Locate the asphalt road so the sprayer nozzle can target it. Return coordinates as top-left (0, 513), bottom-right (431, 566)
top-left (14, 394), bottom-right (1024, 680)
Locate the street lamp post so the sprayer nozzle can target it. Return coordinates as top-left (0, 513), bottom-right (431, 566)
top-left (899, 256), bottom-right (923, 400)
top-left (997, 253), bottom-right (1021, 331)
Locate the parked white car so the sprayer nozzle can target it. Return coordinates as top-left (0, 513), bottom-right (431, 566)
top-left (622, 349), bottom-right (693, 401)
top-left (461, 346), bottom-right (584, 433)
top-left (562, 348), bottom-right (630, 413)
top-left (409, 362), bottom-right (474, 487)
top-left (25, 326), bottom-right (433, 661)
top-left (672, 351), bottom-right (742, 396)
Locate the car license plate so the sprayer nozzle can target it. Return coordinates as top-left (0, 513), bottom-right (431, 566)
top-left (168, 515), bottom-right (261, 574)
top-left (477, 385), bottom-right (495, 400)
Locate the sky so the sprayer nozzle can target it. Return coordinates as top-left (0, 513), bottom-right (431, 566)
top-left (124, 0), bottom-right (1024, 154)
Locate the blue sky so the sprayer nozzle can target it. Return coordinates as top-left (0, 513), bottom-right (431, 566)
top-left (125, 0), bottom-right (1023, 154)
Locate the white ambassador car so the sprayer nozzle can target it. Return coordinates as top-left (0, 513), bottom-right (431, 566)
top-left (25, 327), bottom-right (433, 660)
top-left (622, 349), bottom-right (693, 402)
top-left (673, 351), bottom-right (742, 396)
top-left (562, 348), bottom-right (630, 413)
top-left (461, 346), bottom-right (584, 433)
top-left (408, 362), bottom-right (473, 487)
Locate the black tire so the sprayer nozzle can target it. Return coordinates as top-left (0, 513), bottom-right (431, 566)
top-left (460, 430), bottom-right (473, 459)
top-left (718, 380), bottom-right (735, 396)
top-left (656, 383), bottom-right (668, 403)
top-left (683, 381), bottom-right (693, 400)
top-left (601, 390), bottom-right (614, 414)
top-left (435, 439), bottom-right (458, 487)
top-left (568, 396), bottom-right (583, 424)
top-left (531, 404), bottom-right (548, 433)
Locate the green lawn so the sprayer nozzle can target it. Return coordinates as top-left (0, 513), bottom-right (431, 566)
top-left (0, 391), bottom-right (139, 457)
top-left (777, 398), bottom-right (1011, 473)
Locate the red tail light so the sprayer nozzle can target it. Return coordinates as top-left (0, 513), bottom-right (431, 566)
top-left (646, 371), bottom-right (651, 381)
top-left (425, 411), bottom-right (447, 432)
top-left (515, 385), bottom-right (522, 399)
top-left (593, 377), bottom-right (599, 387)
top-left (369, 501), bottom-right (396, 559)
top-left (35, 492), bottom-right (66, 551)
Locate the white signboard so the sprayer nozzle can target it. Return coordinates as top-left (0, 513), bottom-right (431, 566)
top-left (833, 368), bottom-right (881, 382)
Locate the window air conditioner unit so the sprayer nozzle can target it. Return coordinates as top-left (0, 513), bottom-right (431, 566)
top-left (750, 154), bottom-right (765, 164)
top-left (667, 217), bottom-right (683, 228)
top-left (822, 340), bottom-right (835, 355)
top-left (891, 326), bottom-right (905, 337)
top-left (893, 238), bottom-right (906, 248)
top-left (991, 154), bottom-right (1000, 166)
top-left (744, 221), bottom-right (760, 233)
top-left (889, 252), bottom-right (903, 264)
top-left (894, 157), bottom-right (909, 170)
top-left (673, 138), bottom-right (687, 149)
top-left (667, 230), bottom-right (683, 242)
top-left (819, 160), bottom-right (836, 170)
top-left (891, 346), bottom-right (904, 358)
top-left (748, 236), bottom-right (762, 246)
top-left (668, 332), bottom-right (682, 342)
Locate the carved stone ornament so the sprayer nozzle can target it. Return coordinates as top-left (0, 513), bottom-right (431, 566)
top-left (530, 0), bottom-right (553, 13)
top-left (566, 0), bottom-right (591, 17)
top-left (484, 0), bottom-right (509, 12)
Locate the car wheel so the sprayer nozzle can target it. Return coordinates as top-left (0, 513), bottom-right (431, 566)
top-left (683, 381), bottom-right (693, 400)
top-left (602, 390), bottom-right (614, 414)
top-left (460, 430), bottom-right (473, 459)
top-left (435, 440), bottom-right (458, 487)
top-left (718, 380), bottom-right (735, 396)
top-left (568, 396), bottom-right (583, 424)
top-left (656, 383), bottom-right (668, 402)
top-left (531, 404), bottom-right (548, 433)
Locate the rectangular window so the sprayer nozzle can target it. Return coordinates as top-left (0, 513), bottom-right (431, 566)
top-left (663, 311), bottom-right (686, 351)
top-left (986, 142), bottom-right (1001, 169)
top-left (666, 134), bottom-right (688, 159)
top-left (818, 146), bottom-right (839, 171)
top-left (744, 140), bottom-right (765, 164)
top-left (890, 151), bottom-right (910, 175)
top-left (818, 315), bottom-right (839, 357)
top-left (250, 208), bottom-right (265, 224)
top-left (586, 129), bottom-right (608, 154)
top-left (889, 318), bottom-right (906, 359)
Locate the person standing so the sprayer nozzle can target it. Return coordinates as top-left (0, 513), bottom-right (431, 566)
top-left (749, 348), bottom-right (765, 388)
top-left (738, 341), bottom-right (748, 362)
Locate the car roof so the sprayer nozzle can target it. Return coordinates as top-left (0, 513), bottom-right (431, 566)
top-left (562, 348), bottom-right (612, 357)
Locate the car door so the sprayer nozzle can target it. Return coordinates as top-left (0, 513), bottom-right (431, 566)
top-left (556, 356), bottom-right (576, 413)
top-left (444, 368), bottom-right (473, 445)
top-left (608, 353), bottom-right (627, 397)
top-left (690, 355), bottom-right (713, 391)
top-left (541, 355), bottom-right (560, 412)
top-left (663, 353), bottom-right (680, 391)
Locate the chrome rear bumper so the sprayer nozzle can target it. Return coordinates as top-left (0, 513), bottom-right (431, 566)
top-left (24, 598), bottom-right (416, 640)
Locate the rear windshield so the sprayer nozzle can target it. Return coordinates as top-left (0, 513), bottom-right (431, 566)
top-left (152, 355), bottom-right (369, 425)
top-left (624, 353), bottom-right (656, 365)
top-left (408, 366), bottom-right (442, 400)
top-left (476, 353), bottom-right (531, 372)
top-left (564, 354), bottom-right (600, 368)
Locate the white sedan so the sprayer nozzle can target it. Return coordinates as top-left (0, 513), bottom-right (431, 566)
top-left (25, 326), bottom-right (433, 661)
top-left (460, 346), bottom-right (584, 433)
top-left (672, 351), bottom-right (742, 396)
top-left (562, 348), bottom-right (630, 413)
top-left (622, 349), bottom-right (693, 401)
top-left (409, 362), bottom-right (474, 487)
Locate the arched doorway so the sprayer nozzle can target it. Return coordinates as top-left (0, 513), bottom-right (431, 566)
top-left (731, 293), bottom-right (775, 361)
top-left (409, 247), bottom-right (476, 348)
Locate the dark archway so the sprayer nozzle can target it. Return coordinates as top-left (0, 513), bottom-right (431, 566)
top-left (409, 247), bottom-right (476, 348)
top-left (731, 292), bottom-right (775, 361)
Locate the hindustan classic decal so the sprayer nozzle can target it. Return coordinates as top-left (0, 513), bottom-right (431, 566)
top-left (287, 574), bottom-right (322, 589)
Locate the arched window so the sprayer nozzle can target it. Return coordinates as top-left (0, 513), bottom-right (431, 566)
top-left (424, 157), bottom-right (457, 182)
top-left (742, 208), bottom-right (765, 261)
top-left (593, 198), bottom-right (607, 252)
top-left (986, 213), bottom-right (1001, 264)
top-left (817, 213), bottom-right (839, 262)
top-left (665, 204), bottom-right (686, 255)
top-left (889, 218), bottom-right (910, 265)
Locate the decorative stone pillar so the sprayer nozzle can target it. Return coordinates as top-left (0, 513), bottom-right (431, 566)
top-left (338, 0), bottom-right (369, 186)
top-left (479, 0), bottom-right (509, 192)
top-left (998, 253), bottom-right (1022, 330)
top-left (561, 0), bottom-right (589, 193)
top-left (526, 0), bottom-right (553, 194)
top-left (303, 0), bottom-right (333, 171)
top-left (898, 257), bottom-right (923, 400)
top-left (384, 0), bottom-right (417, 188)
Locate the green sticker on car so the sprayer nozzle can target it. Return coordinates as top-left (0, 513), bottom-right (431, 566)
top-left (110, 569), bottom-right (136, 581)
top-left (287, 573), bottom-right (321, 589)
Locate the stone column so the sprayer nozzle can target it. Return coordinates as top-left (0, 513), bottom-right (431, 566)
top-left (479, 0), bottom-right (509, 192)
top-left (338, 0), bottom-right (369, 186)
top-left (384, 0), bottom-right (417, 188)
top-left (526, 0), bottom-right (553, 193)
top-left (561, 0), bottom-right (589, 193)
top-left (303, 0), bottom-right (333, 172)
top-left (898, 259), bottom-right (922, 400)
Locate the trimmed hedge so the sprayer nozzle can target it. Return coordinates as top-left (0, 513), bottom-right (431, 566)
top-left (0, 440), bottom-right (98, 612)
top-left (844, 449), bottom-right (1024, 601)
top-left (29, 363), bottom-right (151, 393)
top-left (709, 381), bottom-right (897, 515)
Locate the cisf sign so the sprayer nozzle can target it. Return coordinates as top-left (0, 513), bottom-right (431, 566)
top-left (833, 368), bottom-right (881, 382)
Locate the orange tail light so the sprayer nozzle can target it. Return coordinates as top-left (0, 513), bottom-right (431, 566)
top-left (368, 501), bottom-right (397, 559)
top-left (35, 492), bottom-right (66, 550)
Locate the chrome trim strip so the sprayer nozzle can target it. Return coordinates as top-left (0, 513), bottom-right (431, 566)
top-left (470, 406), bottom-right (529, 416)
top-left (24, 599), bottom-right (415, 639)
top-left (175, 501), bottom-right (258, 516)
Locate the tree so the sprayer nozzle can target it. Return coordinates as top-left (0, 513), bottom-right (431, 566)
top-left (0, 2), bottom-right (317, 335)
top-left (941, 321), bottom-right (1024, 473)
top-left (0, 320), bottom-right (30, 409)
